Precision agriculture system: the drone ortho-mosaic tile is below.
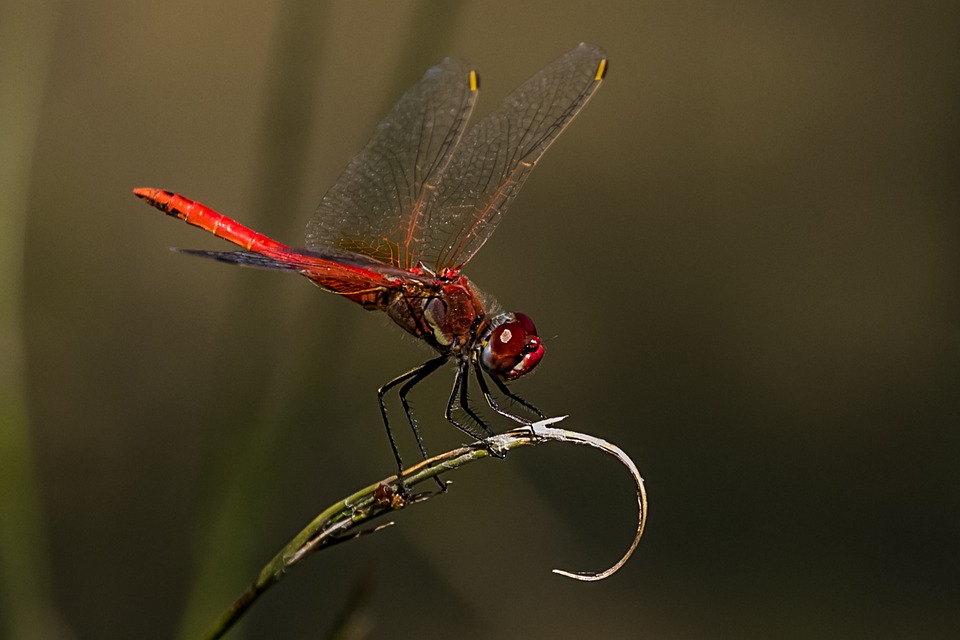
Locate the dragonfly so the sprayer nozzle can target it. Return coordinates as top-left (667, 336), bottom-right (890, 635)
top-left (135, 42), bottom-right (607, 483)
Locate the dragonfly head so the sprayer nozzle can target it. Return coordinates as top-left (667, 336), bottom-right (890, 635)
top-left (480, 312), bottom-right (544, 381)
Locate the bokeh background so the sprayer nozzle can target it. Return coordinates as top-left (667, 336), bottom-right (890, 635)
top-left (2, 1), bottom-right (958, 638)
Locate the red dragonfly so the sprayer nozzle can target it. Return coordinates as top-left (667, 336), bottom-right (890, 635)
top-left (135, 43), bottom-right (606, 480)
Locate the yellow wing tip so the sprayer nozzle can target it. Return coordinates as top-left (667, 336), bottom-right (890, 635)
top-left (595, 58), bottom-right (608, 81)
top-left (469, 70), bottom-right (479, 91)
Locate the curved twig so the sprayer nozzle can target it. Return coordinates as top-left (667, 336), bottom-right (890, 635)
top-left (201, 416), bottom-right (647, 639)
top-left (529, 420), bottom-right (648, 581)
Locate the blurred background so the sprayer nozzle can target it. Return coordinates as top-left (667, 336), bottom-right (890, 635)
top-left (2, 1), bottom-right (958, 638)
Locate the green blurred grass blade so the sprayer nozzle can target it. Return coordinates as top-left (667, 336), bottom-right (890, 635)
top-left (0, 1), bottom-right (66, 638)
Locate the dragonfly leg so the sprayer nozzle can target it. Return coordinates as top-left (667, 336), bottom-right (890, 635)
top-left (474, 360), bottom-right (547, 421)
top-left (445, 360), bottom-right (504, 458)
top-left (397, 359), bottom-right (448, 462)
top-left (378, 355), bottom-right (448, 488)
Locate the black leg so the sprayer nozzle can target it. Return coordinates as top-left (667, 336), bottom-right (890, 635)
top-left (459, 363), bottom-right (497, 438)
top-left (473, 361), bottom-right (546, 422)
top-left (490, 373), bottom-right (546, 419)
top-left (398, 358), bottom-right (448, 461)
top-left (445, 360), bottom-right (504, 458)
top-left (445, 361), bottom-right (494, 440)
top-left (378, 355), bottom-right (448, 485)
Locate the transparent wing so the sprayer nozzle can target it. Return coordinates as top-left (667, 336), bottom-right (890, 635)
top-left (424, 43), bottom-right (607, 271)
top-left (178, 246), bottom-right (434, 295)
top-left (306, 58), bottom-right (478, 270)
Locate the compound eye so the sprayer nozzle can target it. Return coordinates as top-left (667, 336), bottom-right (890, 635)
top-left (491, 321), bottom-right (526, 359)
top-left (480, 312), bottom-right (545, 380)
top-left (514, 312), bottom-right (538, 337)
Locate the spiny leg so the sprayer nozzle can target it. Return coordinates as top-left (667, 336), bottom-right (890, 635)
top-left (458, 362), bottom-right (496, 438)
top-left (491, 371), bottom-right (546, 419)
top-left (397, 357), bottom-right (449, 491)
top-left (443, 361), bottom-right (477, 438)
top-left (474, 360), bottom-right (546, 421)
top-left (446, 360), bottom-right (504, 458)
top-left (378, 355), bottom-right (448, 487)
top-left (444, 360), bottom-right (486, 439)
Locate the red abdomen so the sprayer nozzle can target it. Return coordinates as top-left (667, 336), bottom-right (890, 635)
top-left (133, 188), bottom-right (287, 255)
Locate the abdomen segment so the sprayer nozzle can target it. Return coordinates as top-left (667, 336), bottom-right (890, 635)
top-left (133, 188), bottom-right (287, 255)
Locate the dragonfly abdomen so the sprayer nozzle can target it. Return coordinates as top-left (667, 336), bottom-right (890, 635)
top-left (133, 188), bottom-right (287, 255)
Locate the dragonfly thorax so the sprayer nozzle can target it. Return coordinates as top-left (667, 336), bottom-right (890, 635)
top-left (382, 274), bottom-right (488, 355)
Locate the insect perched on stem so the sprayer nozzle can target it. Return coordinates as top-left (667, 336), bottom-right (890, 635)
top-left (135, 43), bottom-right (607, 483)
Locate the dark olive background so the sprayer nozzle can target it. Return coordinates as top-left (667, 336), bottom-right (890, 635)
top-left (3, 1), bottom-right (958, 638)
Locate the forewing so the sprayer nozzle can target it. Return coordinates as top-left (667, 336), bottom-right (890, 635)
top-left (425, 43), bottom-right (607, 270)
top-left (306, 58), bottom-right (478, 270)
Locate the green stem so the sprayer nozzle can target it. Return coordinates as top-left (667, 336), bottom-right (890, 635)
top-left (200, 417), bottom-right (648, 640)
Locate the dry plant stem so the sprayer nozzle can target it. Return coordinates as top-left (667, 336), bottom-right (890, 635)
top-left (201, 416), bottom-right (647, 640)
